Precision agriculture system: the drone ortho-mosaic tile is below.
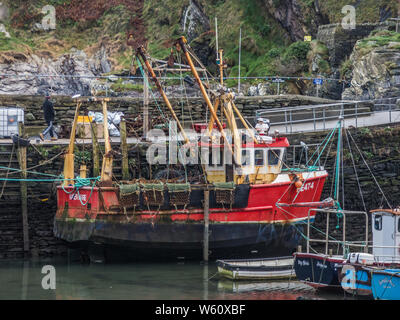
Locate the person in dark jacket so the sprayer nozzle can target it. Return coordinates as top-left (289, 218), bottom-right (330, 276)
top-left (40, 93), bottom-right (57, 141)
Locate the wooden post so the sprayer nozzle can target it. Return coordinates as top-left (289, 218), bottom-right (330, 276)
top-left (100, 99), bottom-right (113, 184)
top-left (18, 122), bottom-right (29, 253)
top-left (203, 189), bottom-right (210, 262)
top-left (120, 120), bottom-right (129, 180)
top-left (63, 101), bottom-right (82, 186)
top-left (91, 124), bottom-right (100, 177)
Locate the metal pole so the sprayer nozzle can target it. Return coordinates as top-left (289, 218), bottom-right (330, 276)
top-left (215, 17), bottom-right (219, 60)
top-left (284, 110), bottom-right (288, 134)
top-left (203, 189), bottom-right (210, 262)
top-left (343, 213), bottom-right (346, 256)
top-left (313, 108), bottom-right (316, 131)
top-left (355, 102), bottom-right (358, 128)
top-left (238, 27), bottom-right (242, 93)
top-left (325, 212), bottom-right (330, 255)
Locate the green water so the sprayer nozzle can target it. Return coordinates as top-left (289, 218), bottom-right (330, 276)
top-left (0, 258), bottom-right (346, 300)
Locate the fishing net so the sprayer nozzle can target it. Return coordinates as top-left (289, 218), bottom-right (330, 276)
top-left (142, 182), bottom-right (164, 207)
top-left (118, 183), bottom-right (140, 208)
top-left (214, 182), bottom-right (235, 207)
top-left (166, 183), bottom-right (191, 209)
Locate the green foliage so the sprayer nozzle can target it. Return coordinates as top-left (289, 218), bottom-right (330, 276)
top-left (358, 31), bottom-right (400, 49)
top-left (239, 0), bottom-right (271, 37)
top-left (283, 41), bottom-right (311, 63)
top-left (0, 29), bottom-right (36, 52)
top-left (340, 58), bottom-right (352, 77)
top-left (363, 151), bottom-right (374, 160)
top-left (265, 47), bottom-right (283, 59)
top-left (317, 59), bottom-right (330, 74)
top-left (111, 80), bottom-right (144, 92)
top-left (75, 150), bottom-right (92, 165)
top-left (226, 65), bottom-right (247, 88)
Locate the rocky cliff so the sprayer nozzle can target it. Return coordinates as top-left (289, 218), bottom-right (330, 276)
top-left (0, 0), bottom-right (398, 99)
top-left (342, 30), bottom-right (400, 100)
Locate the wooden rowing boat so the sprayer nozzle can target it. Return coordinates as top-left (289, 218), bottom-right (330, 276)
top-left (217, 256), bottom-right (295, 280)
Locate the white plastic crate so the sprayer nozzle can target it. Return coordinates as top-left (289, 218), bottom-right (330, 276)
top-left (0, 107), bottom-right (24, 138)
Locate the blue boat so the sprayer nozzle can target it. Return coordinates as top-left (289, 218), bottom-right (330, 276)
top-left (371, 268), bottom-right (400, 300)
top-left (339, 209), bottom-right (400, 298)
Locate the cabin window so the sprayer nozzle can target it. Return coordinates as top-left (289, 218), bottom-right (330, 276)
top-left (374, 215), bottom-right (382, 231)
top-left (268, 149), bottom-right (281, 166)
top-left (255, 150), bottom-right (264, 166)
top-left (242, 149), bottom-right (251, 166)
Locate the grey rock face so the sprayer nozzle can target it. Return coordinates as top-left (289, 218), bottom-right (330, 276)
top-left (342, 42), bottom-right (400, 100)
top-left (0, 47), bottom-right (112, 96)
top-left (180, 0), bottom-right (210, 43)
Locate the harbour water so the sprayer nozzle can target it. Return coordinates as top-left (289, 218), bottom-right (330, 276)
top-left (0, 257), bottom-right (350, 300)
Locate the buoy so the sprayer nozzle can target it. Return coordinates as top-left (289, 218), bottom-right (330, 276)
top-left (295, 180), bottom-right (303, 189)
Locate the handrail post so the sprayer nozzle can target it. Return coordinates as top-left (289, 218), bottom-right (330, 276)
top-left (284, 110), bottom-right (288, 134)
top-left (313, 108), bottom-right (316, 131)
top-left (325, 212), bottom-right (330, 255)
top-left (355, 102), bottom-right (358, 128)
top-left (343, 212), bottom-right (346, 256)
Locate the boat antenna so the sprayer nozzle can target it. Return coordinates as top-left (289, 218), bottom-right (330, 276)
top-left (238, 27), bottom-right (242, 93)
top-left (215, 17), bottom-right (219, 61)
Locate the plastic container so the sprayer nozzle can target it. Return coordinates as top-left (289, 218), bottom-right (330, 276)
top-left (0, 107), bottom-right (24, 138)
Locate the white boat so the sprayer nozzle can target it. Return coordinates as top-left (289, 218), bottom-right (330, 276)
top-left (216, 256), bottom-right (295, 280)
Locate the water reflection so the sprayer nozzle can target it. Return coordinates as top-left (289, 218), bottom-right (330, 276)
top-left (0, 257), bottom-right (348, 300)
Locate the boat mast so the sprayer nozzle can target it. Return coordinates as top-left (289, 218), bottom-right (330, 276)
top-left (136, 46), bottom-right (190, 145)
top-left (176, 36), bottom-right (236, 161)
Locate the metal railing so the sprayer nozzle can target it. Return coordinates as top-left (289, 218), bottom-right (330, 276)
top-left (255, 100), bottom-right (400, 134)
top-left (305, 208), bottom-right (369, 256)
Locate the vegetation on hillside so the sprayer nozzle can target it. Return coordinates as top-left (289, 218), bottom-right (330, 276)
top-left (0, 0), bottom-right (397, 81)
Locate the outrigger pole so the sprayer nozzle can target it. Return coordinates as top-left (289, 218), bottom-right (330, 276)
top-left (136, 46), bottom-right (190, 145)
top-left (176, 36), bottom-right (237, 163)
top-left (100, 98), bottom-right (113, 184)
top-left (63, 99), bottom-right (82, 186)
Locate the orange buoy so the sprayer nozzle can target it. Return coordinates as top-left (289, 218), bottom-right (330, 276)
top-left (295, 180), bottom-right (303, 189)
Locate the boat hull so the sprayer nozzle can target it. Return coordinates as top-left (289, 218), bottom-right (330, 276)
top-left (339, 263), bottom-right (374, 297)
top-left (371, 269), bottom-right (400, 300)
top-left (216, 256), bottom-right (295, 280)
top-left (55, 220), bottom-right (304, 261)
top-left (55, 172), bottom-right (327, 261)
top-left (293, 252), bottom-right (345, 290)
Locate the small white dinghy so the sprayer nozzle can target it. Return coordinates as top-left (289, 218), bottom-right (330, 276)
top-left (216, 256), bottom-right (296, 280)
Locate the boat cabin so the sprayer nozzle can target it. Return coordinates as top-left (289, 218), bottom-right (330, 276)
top-left (202, 137), bottom-right (289, 185)
top-left (371, 209), bottom-right (400, 263)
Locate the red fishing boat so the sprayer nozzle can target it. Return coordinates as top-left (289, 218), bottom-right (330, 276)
top-left (54, 37), bottom-right (330, 261)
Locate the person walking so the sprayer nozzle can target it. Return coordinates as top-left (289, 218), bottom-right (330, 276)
top-left (40, 92), bottom-right (57, 141)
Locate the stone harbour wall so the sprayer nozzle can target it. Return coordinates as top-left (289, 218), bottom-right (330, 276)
top-left (0, 94), bottom-right (335, 132)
